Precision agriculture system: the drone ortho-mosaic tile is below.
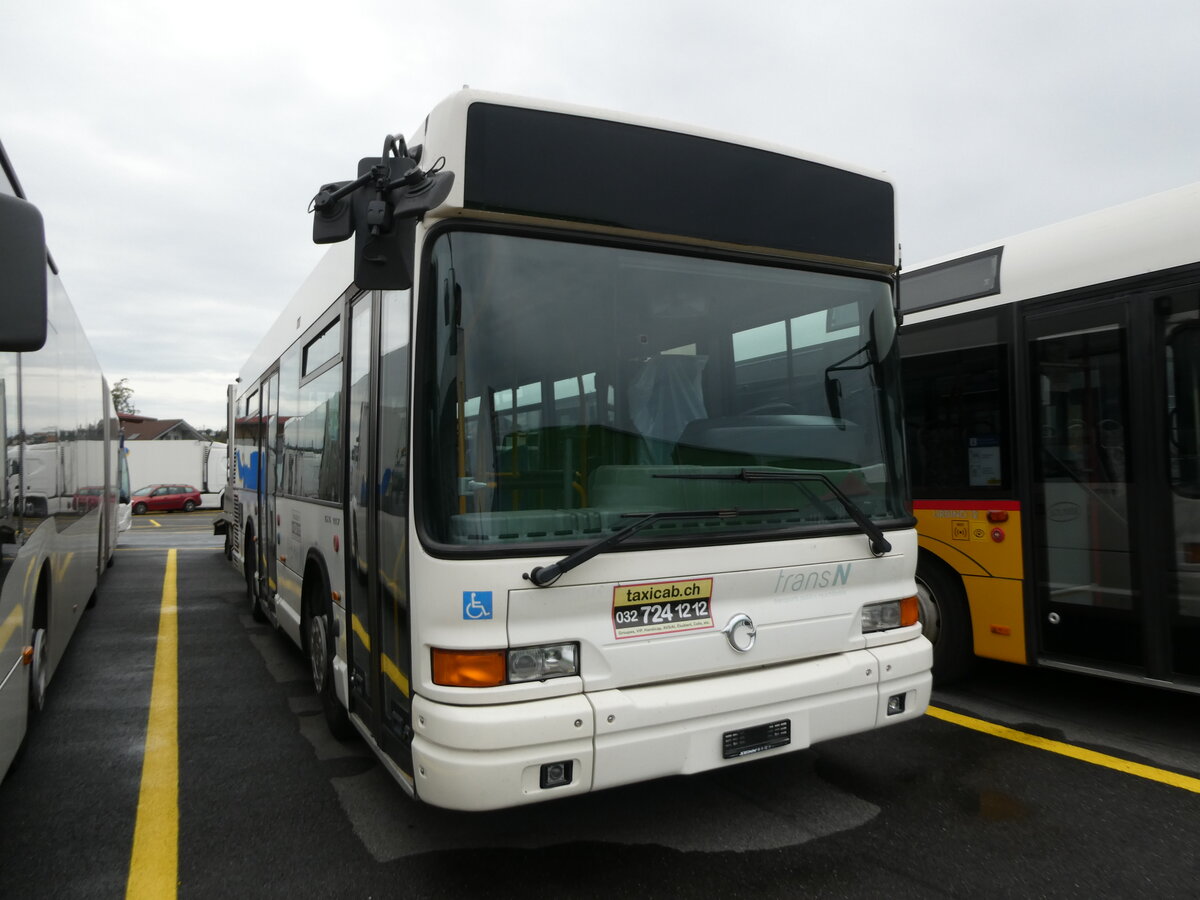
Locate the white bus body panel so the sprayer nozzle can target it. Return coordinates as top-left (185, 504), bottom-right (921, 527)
top-left (904, 182), bottom-right (1200, 326)
top-left (406, 528), bottom-right (929, 810)
top-left (411, 634), bottom-right (929, 811)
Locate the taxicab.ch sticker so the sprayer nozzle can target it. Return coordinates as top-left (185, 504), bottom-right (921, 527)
top-left (612, 578), bottom-right (714, 639)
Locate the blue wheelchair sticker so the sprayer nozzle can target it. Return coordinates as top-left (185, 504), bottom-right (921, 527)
top-left (463, 591), bottom-right (493, 620)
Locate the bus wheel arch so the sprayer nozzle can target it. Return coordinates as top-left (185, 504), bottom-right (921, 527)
top-left (915, 552), bottom-right (974, 684)
top-left (302, 555), bottom-right (354, 741)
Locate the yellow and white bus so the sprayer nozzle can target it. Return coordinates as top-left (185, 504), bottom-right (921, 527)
top-left (0, 139), bottom-right (131, 781)
top-left (900, 182), bottom-right (1200, 691)
top-left (225, 90), bottom-right (930, 810)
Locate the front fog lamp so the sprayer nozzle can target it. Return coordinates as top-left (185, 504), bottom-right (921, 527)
top-left (507, 643), bottom-right (579, 683)
top-left (861, 595), bottom-right (919, 633)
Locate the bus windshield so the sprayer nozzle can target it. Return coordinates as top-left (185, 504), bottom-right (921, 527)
top-left (421, 230), bottom-right (907, 550)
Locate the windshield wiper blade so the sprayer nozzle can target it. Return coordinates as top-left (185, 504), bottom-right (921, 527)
top-left (655, 469), bottom-right (892, 557)
top-left (523, 506), bottom-right (799, 588)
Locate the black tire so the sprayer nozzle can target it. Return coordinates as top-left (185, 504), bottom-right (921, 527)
top-left (133, 502), bottom-right (147, 515)
top-left (306, 585), bottom-right (354, 742)
top-left (915, 559), bottom-right (974, 685)
top-left (245, 532), bottom-right (266, 623)
top-left (29, 627), bottom-right (48, 714)
top-left (183, 499), bottom-right (196, 512)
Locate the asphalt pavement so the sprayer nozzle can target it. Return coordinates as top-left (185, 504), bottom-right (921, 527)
top-left (1, 511), bottom-right (1198, 898)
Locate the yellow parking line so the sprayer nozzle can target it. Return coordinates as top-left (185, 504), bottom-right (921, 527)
top-left (126, 549), bottom-right (179, 899)
top-left (927, 705), bottom-right (1200, 794)
top-left (116, 547), bottom-right (220, 553)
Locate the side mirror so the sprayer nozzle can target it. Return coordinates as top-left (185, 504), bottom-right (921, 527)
top-left (0, 193), bottom-right (48, 351)
top-left (311, 138), bottom-right (454, 292)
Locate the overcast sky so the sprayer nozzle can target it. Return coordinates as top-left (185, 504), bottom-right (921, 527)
top-left (3, 0), bottom-right (1198, 430)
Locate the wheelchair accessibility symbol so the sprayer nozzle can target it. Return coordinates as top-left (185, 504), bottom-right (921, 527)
top-left (463, 591), bottom-right (493, 620)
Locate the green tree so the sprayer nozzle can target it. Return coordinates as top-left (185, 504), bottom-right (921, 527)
top-left (111, 378), bottom-right (137, 415)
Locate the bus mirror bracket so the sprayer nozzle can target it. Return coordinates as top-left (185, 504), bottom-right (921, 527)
top-left (309, 134), bottom-right (455, 292)
top-left (0, 192), bottom-right (49, 352)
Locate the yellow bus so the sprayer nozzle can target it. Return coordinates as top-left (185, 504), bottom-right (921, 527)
top-left (900, 183), bottom-right (1200, 692)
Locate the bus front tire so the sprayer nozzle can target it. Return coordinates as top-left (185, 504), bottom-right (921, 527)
top-left (245, 540), bottom-right (266, 623)
top-left (29, 627), bottom-right (48, 714)
top-left (915, 561), bottom-right (974, 685)
top-left (307, 593), bottom-right (354, 742)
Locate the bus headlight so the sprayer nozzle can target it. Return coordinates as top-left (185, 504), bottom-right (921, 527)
top-left (861, 596), bottom-right (919, 633)
top-left (431, 643), bottom-right (580, 687)
top-left (508, 643), bottom-right (579, 683)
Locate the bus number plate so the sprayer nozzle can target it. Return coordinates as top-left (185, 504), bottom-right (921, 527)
top-left (723, 720), bottom-right (791, 759)
top-left (612, 578), bottom-right (714, 639)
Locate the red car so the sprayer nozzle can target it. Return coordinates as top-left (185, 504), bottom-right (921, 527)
top-left (131, 484), bottom-right (201, 514)
top-left (72, 486), bottom-right (105, 511)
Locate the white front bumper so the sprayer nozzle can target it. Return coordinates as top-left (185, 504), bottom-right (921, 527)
top-left (410, 637), bottom-right (931, 811)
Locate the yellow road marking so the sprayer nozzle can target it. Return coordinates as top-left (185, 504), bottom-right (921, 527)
top-left (126, 549), bottom-right (179, 899)
top-left (927, 705), bottom-right (1200, 794)
top-left (116, 547), bottom-right (220, 553)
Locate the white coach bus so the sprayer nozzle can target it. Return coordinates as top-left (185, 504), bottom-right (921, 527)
top-left (225, 90), bottom-right (930, 810)
top-left (0, 139), bottom-right (131, 781)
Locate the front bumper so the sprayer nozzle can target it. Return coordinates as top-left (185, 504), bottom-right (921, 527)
top-left (410, 636), bottom-right (932, 811)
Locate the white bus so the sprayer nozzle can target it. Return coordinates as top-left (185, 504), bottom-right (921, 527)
top-left (900, 182), bottom-right (1200, 691)
top-left (0, 139), bottom-right (131, 780)
top-left (226, 90), bottom-right (930, 810)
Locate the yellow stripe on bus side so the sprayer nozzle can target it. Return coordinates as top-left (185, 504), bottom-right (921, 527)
top-left (126, 549), bottom-right (179, 899)
top-left (382, 653), bottom-right (411, 697)
top-left (926, 705), bottom-right (1200, 794)
top-left (351, 613), bottom-right (371, 652)
top-left (0, 602), bottom-right (24, 656)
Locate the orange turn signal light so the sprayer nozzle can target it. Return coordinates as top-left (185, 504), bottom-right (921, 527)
top-left (432, 648), bottom-right (506, 687)
top-left (901, 595), bottom-right (919, 627)
top-left (21, 646), bottom-right (33, 666)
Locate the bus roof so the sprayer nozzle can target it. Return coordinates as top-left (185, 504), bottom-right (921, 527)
top-left (900, 181), bottom-right (1200, 323)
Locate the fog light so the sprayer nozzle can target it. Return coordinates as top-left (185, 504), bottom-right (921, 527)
top-left (540, 760), bottom-right (573, 789)
top-left (887, 693), bottom-right (906, 716)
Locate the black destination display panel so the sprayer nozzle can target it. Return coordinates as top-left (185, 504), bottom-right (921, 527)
top-left (463, 102), bottom-right (894, 267)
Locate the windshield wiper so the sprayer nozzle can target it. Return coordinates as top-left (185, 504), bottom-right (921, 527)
top-left (654, 469), bottom-right (892, 557)
top-left (523, 506), bottom-right (799, 587)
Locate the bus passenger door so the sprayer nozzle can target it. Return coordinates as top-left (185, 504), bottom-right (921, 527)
top-left (342, 289), bottom-right (414, 777)
top-left (1026, 303), bottom-right (1148, 671)
top-left (259, 370), bottom-right (280, 613)
top-left (345, 296), bottom-right (376, 734)
top-left (1162, 290), bottom-right (1200, 680)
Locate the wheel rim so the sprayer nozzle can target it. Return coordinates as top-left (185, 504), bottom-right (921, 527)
top-left (915, 576), bottom-right (942, 647)
top-left (309, 615), bottom-right (328, 693)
